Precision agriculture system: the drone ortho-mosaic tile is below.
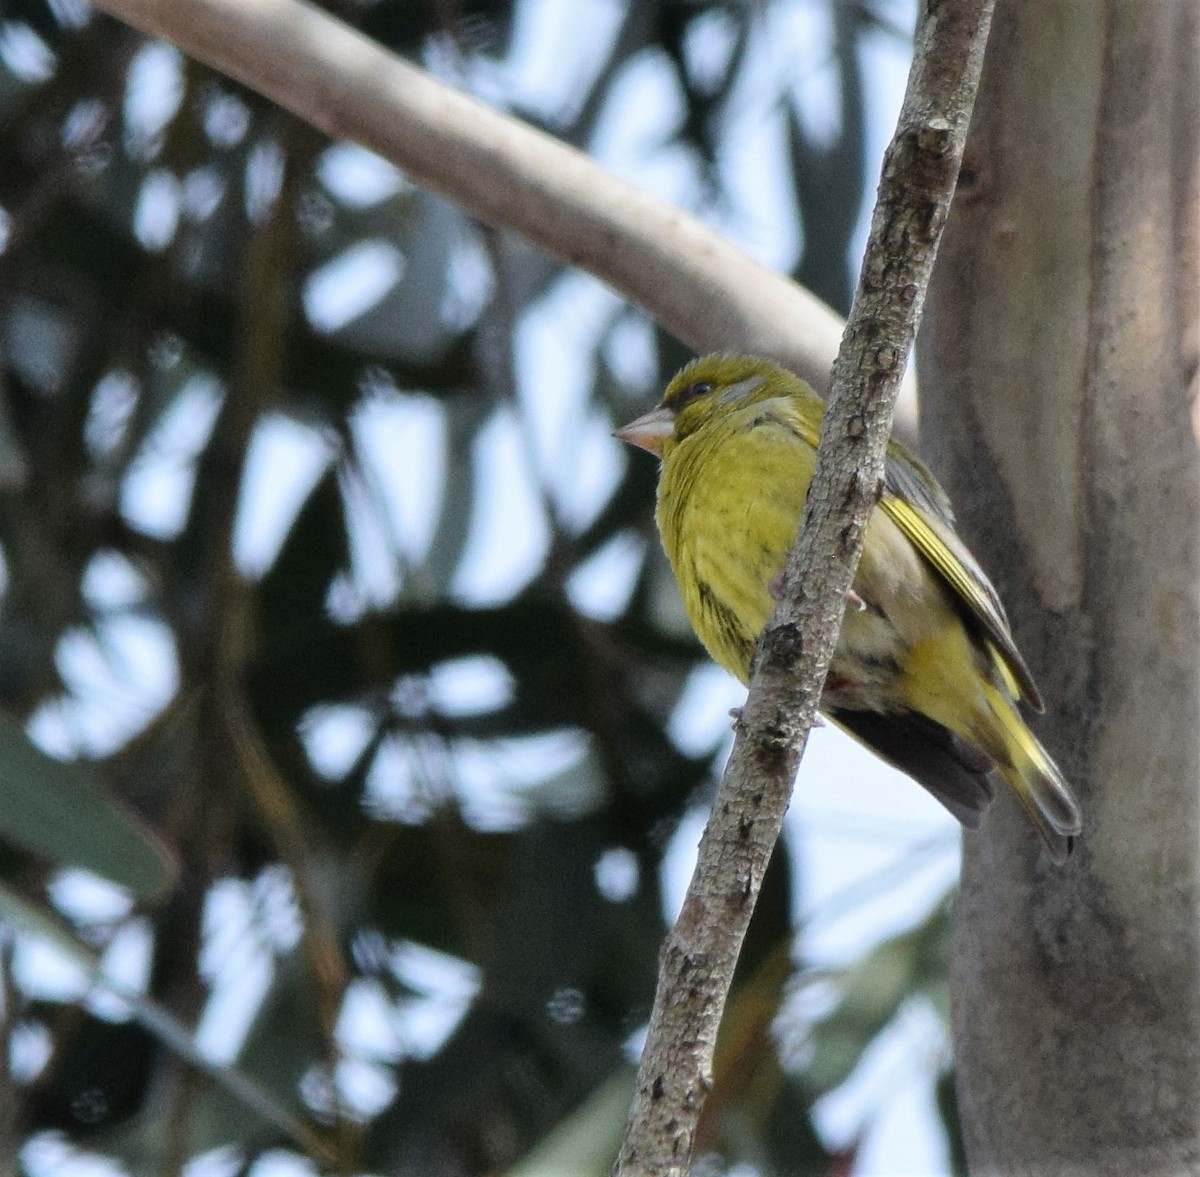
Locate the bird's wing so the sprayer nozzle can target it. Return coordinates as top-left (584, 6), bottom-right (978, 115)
top-left (882, 444), bottom-right (955, 526)
top-left (879, 483), bottom-right (1044, 711)
top-left (769, 393), bottom-right (1043, 709)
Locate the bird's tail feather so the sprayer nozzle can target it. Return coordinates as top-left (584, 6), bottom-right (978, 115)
top-left (981, 681), bottom-right (1082, 863)
top-left (831, 709), bottom-right (997, 829)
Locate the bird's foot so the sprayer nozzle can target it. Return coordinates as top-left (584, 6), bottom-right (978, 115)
top-left (772, 573), bottom-right (868, 614)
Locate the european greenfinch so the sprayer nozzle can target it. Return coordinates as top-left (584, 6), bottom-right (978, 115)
top-left (616, 354), bottom-right (1081, 861)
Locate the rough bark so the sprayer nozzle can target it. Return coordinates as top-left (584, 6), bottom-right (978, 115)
top-left (920, 1), bottom-right (1200, 1173)
top-left (614, 2), bottom-right (996, 1173)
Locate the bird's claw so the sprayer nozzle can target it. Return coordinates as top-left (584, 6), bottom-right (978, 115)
top-left (775, 573), bottom-right (866, 613)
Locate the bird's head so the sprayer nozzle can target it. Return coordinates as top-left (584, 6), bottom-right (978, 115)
top-left (614, 353), bottom-right (795, 458)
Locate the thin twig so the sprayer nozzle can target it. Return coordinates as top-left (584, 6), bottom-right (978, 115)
top-left (613, 2), bottom-right (996, 1172)
top-left (0, 885), bottom-right (335, 1164)
top-left (221, 690), bottom-right (357, 1167)
top-left (0, 930), bottom-right (21, 1177)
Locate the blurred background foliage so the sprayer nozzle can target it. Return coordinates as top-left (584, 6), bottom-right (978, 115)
top-left (0, 0), bottom-right (963, 1173)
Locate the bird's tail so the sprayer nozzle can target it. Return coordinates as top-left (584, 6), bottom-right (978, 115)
top-left (980, 681), bottom-right (1082, 863)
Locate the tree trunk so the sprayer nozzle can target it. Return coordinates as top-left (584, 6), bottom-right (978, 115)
top-left (919, 1), bottom-right (1200, 1173)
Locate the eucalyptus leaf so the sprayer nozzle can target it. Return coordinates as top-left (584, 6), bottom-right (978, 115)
top-left (804, 906), bottom-right (950, 1096)
top-left (506, 1067), bottom-right (635, 1177)
top-left (0, 713), bottom-right (176, 902)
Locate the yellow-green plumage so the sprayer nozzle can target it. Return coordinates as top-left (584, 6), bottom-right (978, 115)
top-left (617, 354), bottom-right (1082, 861)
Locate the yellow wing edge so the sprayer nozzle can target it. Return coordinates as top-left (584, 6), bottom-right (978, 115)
top-left (880, 493), bottom-right (1044, 711)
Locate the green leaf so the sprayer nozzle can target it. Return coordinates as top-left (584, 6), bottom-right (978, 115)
top-left (804, 906), bottom-right (950, 1095)
top-left (0, 713), bottom-right (176, 902)
top-left (936, 1069), bottom-right (970, 1177)
top-left (506, 1067), bottom-right (635, 1177)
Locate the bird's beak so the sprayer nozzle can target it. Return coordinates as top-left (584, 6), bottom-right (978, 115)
top-left (613, 406), bottom-right (675, 456)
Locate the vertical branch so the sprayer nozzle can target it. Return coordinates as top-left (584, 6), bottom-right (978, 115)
top-left (613, 2), bottom-right (996, 1173)
top-left (923, 1), bottom-right (1200, 1171)
top-left (165, 108), bottom-right (353, 1167)
top-left (212, 117), bottom-right (358, 1168)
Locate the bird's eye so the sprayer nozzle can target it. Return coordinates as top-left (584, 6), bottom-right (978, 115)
top-left (676, 380), bottom-right (713, 405)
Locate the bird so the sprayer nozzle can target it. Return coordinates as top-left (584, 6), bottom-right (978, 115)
top-left (615, 353), bottom-right (1082, 861)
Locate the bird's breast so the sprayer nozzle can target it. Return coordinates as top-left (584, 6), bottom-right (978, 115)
top-left (655, 410), bottom-right (946, 709)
